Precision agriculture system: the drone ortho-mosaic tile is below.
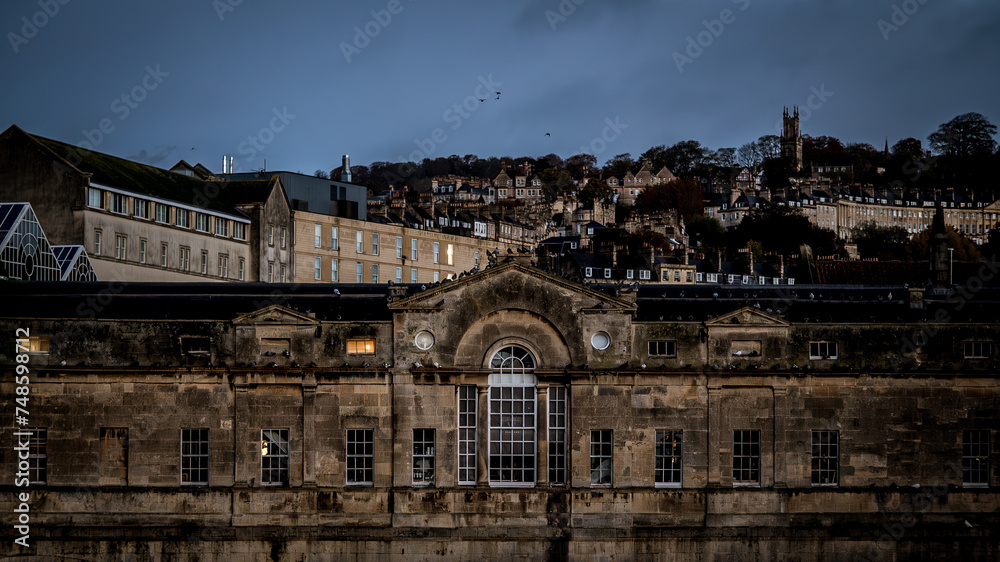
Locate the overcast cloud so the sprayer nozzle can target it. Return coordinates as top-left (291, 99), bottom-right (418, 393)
top-left (2, 0), bottom-right (997, 173)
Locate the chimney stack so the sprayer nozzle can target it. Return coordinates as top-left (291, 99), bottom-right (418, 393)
top-left (342, 155), bottom-right (351, 183)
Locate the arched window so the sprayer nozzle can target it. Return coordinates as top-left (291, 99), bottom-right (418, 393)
top-left (487, 345), bottom-right (537, 486)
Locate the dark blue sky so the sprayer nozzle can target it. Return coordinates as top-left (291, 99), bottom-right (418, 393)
top-left (2, 0), bottom-right (998, 175)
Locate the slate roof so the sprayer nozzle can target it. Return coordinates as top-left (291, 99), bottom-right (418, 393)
top-left (627, 283), bottom-right (1000, 323)
top-left (3, 273), bottom-right (1000, 324)
top-left (28, 131), bottom-right (250, 217)
top-left (1, 282), bottom-right (395, 322)
top-left (815, 260), bottom-right (990, 286)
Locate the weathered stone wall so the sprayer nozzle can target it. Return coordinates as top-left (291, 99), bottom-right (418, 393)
top-left (3, 357), bottom-right (995, 559)
top-left (1, 270), bottom-right (997, 559)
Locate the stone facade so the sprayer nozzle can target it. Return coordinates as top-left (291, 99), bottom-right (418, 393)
top-left (0, 125), bottom-right (291, 283)
top-left (1, 263), bottom-right (997, 560)
top-left (293, 211), bottom-right (516, 284)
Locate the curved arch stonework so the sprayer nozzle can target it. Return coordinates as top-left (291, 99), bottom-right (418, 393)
top-left (454, 308), bottom-right (571, 369)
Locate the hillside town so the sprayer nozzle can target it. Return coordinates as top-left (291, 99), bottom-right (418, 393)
top-left (2, 109), bottom-right (998, 289)
top-left (2, 109), bottom-right (998, 560)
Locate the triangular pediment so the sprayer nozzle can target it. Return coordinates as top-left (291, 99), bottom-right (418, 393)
top-left (705, 306), bottom-right (789, 327)
top-left (233, 304), bottom-right (320, 326)
top-left (389, 261), bottom-right (636, 313)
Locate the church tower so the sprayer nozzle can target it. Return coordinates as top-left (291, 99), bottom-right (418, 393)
top-left (781, 106), bottom-right (803, 172)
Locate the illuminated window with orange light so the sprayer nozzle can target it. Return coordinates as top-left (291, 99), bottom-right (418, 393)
top-left (28, 336), bottom-right (49, 354)
top-left (261, 429), bottom-right (288, 486)
top-left (655, 430), bottom-right (682, 487)
top-left (346, 338), bottom-right (375, 355)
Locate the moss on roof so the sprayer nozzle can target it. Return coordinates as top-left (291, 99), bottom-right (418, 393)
top-left (32, 134), bottom-right (248, 217)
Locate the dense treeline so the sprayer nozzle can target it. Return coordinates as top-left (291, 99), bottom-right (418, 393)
top-left (324, 112), bottom-right (997, 204)
top-left (316, 112), bottom-right (998, 259)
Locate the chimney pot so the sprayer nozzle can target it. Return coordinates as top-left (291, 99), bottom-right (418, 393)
top-left (342, 155), bottom-right (352, 183)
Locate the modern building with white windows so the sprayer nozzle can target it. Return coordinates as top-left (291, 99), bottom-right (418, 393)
top-left (0, 125), bottom-right (291, 282)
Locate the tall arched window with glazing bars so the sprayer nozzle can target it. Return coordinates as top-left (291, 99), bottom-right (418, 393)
top-left (488, 345), bottom-right (537, 486)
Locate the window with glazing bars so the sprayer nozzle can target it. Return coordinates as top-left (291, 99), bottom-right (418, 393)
top-left (655, 430), bottom-right (682, 486)
top-left (412, 429), bottom-right (435, 485)
top-left (811, 430), bottom-right (838, 486)
top-left (27, 428), bottom-right (46, 484)
top-left (963, 430), bottom-right (990, 486)
top-left (347, 429), bottom-right (374, 485)
top-left (733, 429), bottom-right (760, 485)
top-left (260, 429), bottom-right (288, 486)
top-left (809, 341), bottom-right (839, 359)
top-left (181, 428), bottom-right (209, 485)
top-left (458, 385), bottom-right (477, 484)
top-left (548, 386), bottom-right (567, 485)
top-left (488, 346), bottom-right (536, 485)
top-left (590, 430), bottom-right (612, 485)
top-left (964, 341), bottom-right (993, 359)
top-left (648, 341), bottom-right (676, 357)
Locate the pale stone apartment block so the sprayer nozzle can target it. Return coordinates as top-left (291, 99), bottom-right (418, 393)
top-left (0, 125), bottom-right (291, 282)
top-left (293, 211), bottom-right (518, 284)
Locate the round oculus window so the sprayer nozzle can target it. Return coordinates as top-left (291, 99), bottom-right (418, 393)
top-left (591, 331), bottom-right (611, 350)
top-left (414, 330), bottom-right (435, 350)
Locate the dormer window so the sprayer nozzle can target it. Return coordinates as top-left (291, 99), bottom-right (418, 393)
top-left (110, 193), bottom-right (126, 214)
top-left (88, 188), bottom-right (103, 208)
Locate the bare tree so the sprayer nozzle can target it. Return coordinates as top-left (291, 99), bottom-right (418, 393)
top-left (737, 142), bottom-right (762, 170)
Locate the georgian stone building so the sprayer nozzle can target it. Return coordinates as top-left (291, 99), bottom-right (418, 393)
top-left (292, 210), bottom-right (516, 285)
top-left (0, 125), bottom-right (291, 283)
top-left (1, 261), bottom-right (997, 560)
